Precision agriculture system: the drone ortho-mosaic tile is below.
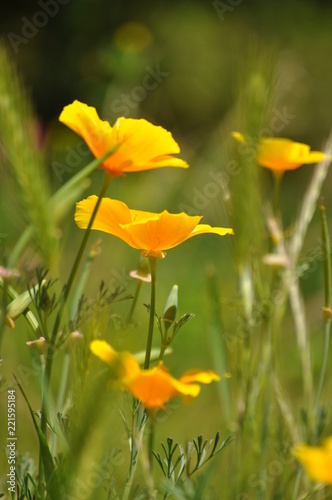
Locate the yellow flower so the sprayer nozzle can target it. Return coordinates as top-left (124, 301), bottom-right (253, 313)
top-left (59, 100), bottom-right (189, 177)
top-left (75, 196), bottom-right (233, 259)
top-left (90, 340), bottom-right (220, 409)
top-left (232, 132), bottom-right (326, 172)
top-left (293, 437), bottom-right (332, 484)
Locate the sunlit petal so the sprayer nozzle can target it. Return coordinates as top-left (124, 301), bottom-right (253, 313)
top-left (60, 101), bottom-right (189, 176)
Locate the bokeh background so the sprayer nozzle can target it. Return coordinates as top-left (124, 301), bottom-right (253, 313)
top-left (1, 0), bottom-right (332, 497)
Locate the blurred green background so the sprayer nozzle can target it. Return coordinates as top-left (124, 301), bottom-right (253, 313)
top-left (1, 0), bottom-right (332, 497)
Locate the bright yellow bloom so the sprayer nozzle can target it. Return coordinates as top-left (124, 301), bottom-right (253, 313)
top-left (232, 132), bottom-right (326, 172)
top-left (90, 340), bottom-right (220, 409)
top-left (293, 437), bottom-right (332, 484)
top-left (75, 196), bottom-right (233, 259)
top-left (59, 100), bottom-right (189, 176)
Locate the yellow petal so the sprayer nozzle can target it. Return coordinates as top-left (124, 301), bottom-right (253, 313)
top-left (90, 340), bottom-right (140, 379)
top-left (189, 224), bottom-right (234, 238)
top-left (59, 101), bottom-right (189, 176)
top-left (293, 438), bottom-right (332, 484)
top-left (90, 340), bottom-right (118, 366)
top-left (75, 197), bottom-right (233, 258)
top-left (179, 369), bottom-right (221, 384)
top-left (121, 211), bottom-right (202, 257)
top-left (256, 138), bottom-right (326, 171)
top-left (75, 196), bottom-right (134, 247)
top-left (59, 100), bottom-right (115, 161)
top-left (231, 131), bottom-right (246, 143)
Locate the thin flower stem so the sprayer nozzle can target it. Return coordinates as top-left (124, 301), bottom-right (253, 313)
top-left (122, 405), bottom-right (146, 500)
top-left (127, 280), bottom-right (143, 324)
top-left (273, 170), bottom-right (283, 218)
top-left (291, 468), bottom-right (302, 500)
top-left (144, 257), bottom-right (158, 370)
top-left (51, 173), bottom-right (112, 346)
top-left (38, 174), bottom-right (111, 490)
top-left (314, 202), bottom-right (331, 412)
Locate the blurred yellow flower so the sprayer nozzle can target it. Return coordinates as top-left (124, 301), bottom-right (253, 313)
top-left (75, 196), bottom-right (233, 259)
top-left (232, 132), bottom-right (326, 172)
top-left (293, 437), bottom-right (332, 484)
top-left (90, 340), bottom-right (220, 409)
top-left (59, 101), bottom-right (189, 176)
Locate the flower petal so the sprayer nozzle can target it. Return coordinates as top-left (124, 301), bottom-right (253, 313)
top-left (90, 340), bottom-right (118, 366)
top-left (90, 340), bottom-right (140, 379)
top-left (59, 101), bottom-right (115, 162)
top-left (257, 138), bottom-right (326, 171)
top-left (59, 101), bottom-right (189, 175)
top-left (189, 224), bottom-right (234, 238)
top-left (75, 196), bottom-right (134, 247)
top-left (125, 364), bottom-right (201, 409)
top-left (120, 211), bottom-right (202, 256)
top-left (179, 369), bottom-right (221, 384)
top-left (293, 439), bottom-right (332, 484)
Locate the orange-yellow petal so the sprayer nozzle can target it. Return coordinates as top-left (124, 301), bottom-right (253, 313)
top-left (59, 101), bottom-right (189, 176)
top-left (125, 364), bottom-right (201, 409)
top-left (256, 138), bottom-right (326, 171)
top-left (179, 369), bottom-right (221, 384)
top-left (75, 196), bottom-right (135, 247)
top-left (120, 211), bottom-right (202, 257)
top-left (90, 340), bottom-right (140, 379)
top-left (293, 438), bottom-right (332, 484)
top-left (90, 340), bottom-right (118, 365)
top-left (75, 197), bottom-right (233, 258)
top-left (232, 132), bottom-right (327, 172)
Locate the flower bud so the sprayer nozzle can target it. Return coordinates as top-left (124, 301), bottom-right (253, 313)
top-left (162, 285), bottom-right (178, 325)
top-left (26, 336), bottom-right (46, 354)
top-left (129, 257), bottom-right (151, 282)
top-left (6, 280), bottom-right (46, 321)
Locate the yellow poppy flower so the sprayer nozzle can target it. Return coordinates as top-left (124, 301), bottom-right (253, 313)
top-left (232, 132), bottom-right (326, 172)
top-left (90, 340), bottom-right (220, 409)
top-left (59, 100), bottom-right (189, 176)
top-left (75, 196), bottom-right (234, 259)
top-left (293, 437), bottom-right (332, 484)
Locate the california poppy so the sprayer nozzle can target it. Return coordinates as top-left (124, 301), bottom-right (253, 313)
top-left (232, 132), bottom-right (326, 172)
top-left (293, 437), bottom-right (332, 484)
top-left (90, 340), bottom-right (220, 409)
top-left (59, 100), bottom-right (189, 176)
top-left (75, 196), bottom-right (233, 259)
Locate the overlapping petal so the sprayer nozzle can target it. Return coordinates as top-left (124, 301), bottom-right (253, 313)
top-left (75, 196), bottom-right (233, 258)
top-left (90, 340), bottom-right (220, 409)
top-left (232, 132), bottom-right (327, 171)
top-left (59, 101), bottom-right (189, 176)
top-left (293, 437), bottom-right (332, 484)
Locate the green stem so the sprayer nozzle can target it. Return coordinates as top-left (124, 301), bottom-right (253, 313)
top-left (314, 202), bottom-right (331, 412)
top-left (122, 405), bottom-right (146, 500)
top-left (8, 226), bottom-right (33, 268)
top-left (38, 174), bottom-right (111, 490)
top-left (144, 257), bottom-right (158, 370)
top-left (127, 280), bottom-right (143, 324)
top-left (51, 173), bottom-right (112, 346)
top-left (273, 170), bottom-right (284, 219)
top-left (291, 467), bottom-right (302, 500)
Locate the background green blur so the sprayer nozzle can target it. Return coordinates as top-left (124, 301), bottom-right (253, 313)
top-left (1, 0), bottom-right (332, 496)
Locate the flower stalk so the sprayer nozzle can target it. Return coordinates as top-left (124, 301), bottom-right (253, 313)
top-left (144, 257), bottom-right (158, 370)
top-left (314, 201), bottom-right (331, 412)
